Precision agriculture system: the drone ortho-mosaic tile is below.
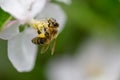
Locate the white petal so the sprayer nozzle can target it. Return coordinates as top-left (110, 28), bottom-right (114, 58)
top-left (29, 0), bottom-right (47, 18)
top-left (46, 56), bottom-right (84, 80)
top-left (8, 28), bottom-right (37, 72)
top-left (37, 3), bottom-right (66, 33)
top-left (56, 0), bottom-right (72, 5)
top-left (0, 0), bottom-right (4, 5)
top-left (0, 0), bottom-right (30, 21)
top-left (0, 20), bottom-right (20, 40)
top-left (18, 0), bottom-right (47, 18)
top-left (0, 0), bottom-right (47, 23)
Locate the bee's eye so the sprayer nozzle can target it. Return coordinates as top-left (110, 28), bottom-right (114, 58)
top-left (53, 22), bottom-right (59, 27)
top-left (47, 18), bottom-right (59, 28)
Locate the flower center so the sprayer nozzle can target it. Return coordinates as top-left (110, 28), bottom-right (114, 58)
top-left (85, 62), bottom-right (103, 80)
top-left (30, 18), bottom-right (59, 54)
top-left (29, 19), bottom-right (48, 33)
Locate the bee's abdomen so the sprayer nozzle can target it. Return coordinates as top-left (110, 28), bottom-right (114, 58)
top-left (39, 38), bottom-right (47, 45)
top-left (32, 37), bottom-right (48, 45)
top-left (32, 37), bottom-right (39, 45)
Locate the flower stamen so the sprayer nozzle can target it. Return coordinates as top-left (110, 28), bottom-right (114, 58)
top-left (29, 19), bottom-right (48, 33)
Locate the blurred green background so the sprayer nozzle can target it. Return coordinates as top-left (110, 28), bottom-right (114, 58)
top-left (0, 0), bottom-right (120, 80)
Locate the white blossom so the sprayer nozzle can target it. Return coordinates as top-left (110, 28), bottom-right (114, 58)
top-left (0, 0), bottom-right (66, 72)
top-left (46, 39), bottom-right (120, 80)
top-left (56, 0), bottom-right (72, 5)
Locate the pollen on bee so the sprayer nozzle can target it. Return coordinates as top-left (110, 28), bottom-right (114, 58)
top-left (38, 33), bottom-right (45, 38)
top-left (29, 19), bottom-right (49, 32)
top-left (30, 18), bottom-right (59, 54)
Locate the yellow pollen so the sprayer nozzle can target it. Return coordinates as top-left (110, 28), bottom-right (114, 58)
top-left (30, 19), bottom-right (49, 32)
top-left (38, 33), bottom-right (45, 38)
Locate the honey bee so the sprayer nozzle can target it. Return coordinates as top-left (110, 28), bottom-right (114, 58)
top-left (31, 18), bottom-right (59, 55)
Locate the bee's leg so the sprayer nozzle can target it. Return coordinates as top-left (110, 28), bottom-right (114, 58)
top-left (51, 38), bottom-right (56, 55)
top-left (41, 44), bottom-right (50, 54)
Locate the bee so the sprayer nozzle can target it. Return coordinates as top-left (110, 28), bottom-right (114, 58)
top-left (31, 18), bottom-right (59, 55)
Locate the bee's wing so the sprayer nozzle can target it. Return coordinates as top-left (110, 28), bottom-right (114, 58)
top-left (41, 44), bottom-right (50, 54)
top-left (50, 38), bottom-right (56, 55)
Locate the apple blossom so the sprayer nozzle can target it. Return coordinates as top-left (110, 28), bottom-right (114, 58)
top-left (0, 0), bottom-right (67, 72)
top-left (46, 39), bottom-right (120, 80)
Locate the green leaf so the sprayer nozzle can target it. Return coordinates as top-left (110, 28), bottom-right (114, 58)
top-left (0, 8), bottom-right (12, 30)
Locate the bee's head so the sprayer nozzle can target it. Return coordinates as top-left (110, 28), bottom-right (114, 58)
top-left (48, 18), bottom-right (59, 28)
